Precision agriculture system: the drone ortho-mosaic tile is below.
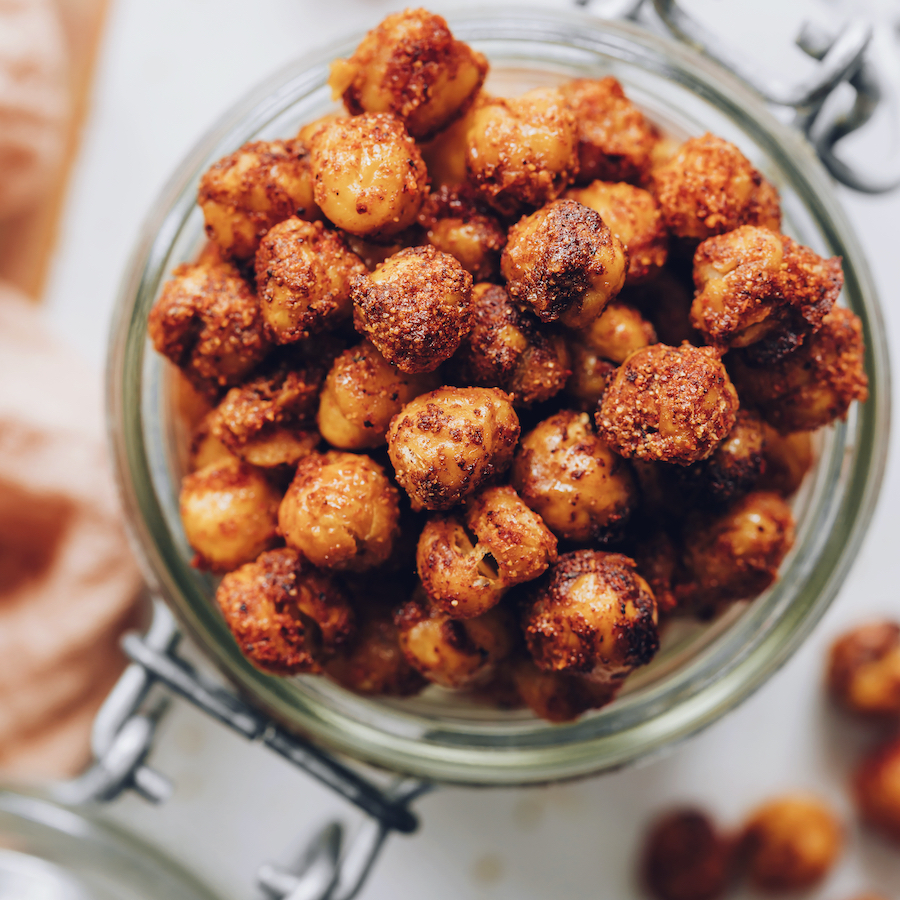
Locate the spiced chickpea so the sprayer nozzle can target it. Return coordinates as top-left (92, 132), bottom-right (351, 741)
top-left (352, 245), bottom-right (473, 374)
top-left (854, 735), bottom-right (900, 844)
top-left (198, 139), bottom-right (319, 260)
top-left (345, 232), bottom-right (417, 273)
top-left (632, 530), bottom-right (682, 617)
top-left (387, 386), bottom-right (520, 511)
top-left (215, 548), bottom-right (353, 675)
top-left (757, 425), bottom-right (812, 496)
top-left (512, 410), bottom-right (636, 543)
top-left (565, 180), bottom-right (667, 282)
top-left (309, 113), bottom-right (430, 239)
top-left (148, 261), bottom-right (270, 396)
top-left (466, 88), bottom-right (578, 216)
top-left (523, 550), bottom-right (659, 680)
top-left (740, 795), bottom-right (843, 892)
top-left (278, 452), bottom-right (399, 571)
top-left (827, 622), bottom-right (900, 718)
top-left (502, 199), bottom-right (628, 329)
top-left (421, 93), bottom-right (487, 188)
top-left (511, 657), bottom-right (619, 723)
top-left (188, 411), bottom-right (235, 471)
top-left (329, 8), bottom-right (488, 141)
top-left (564, 341), bottom-right (616, 412)
top-left (179, 456), bottom-right (281, 572)
top-left (625, 266), bottom-right (701, 347)
top-left (317, 341), bottom-right (436, 450)
top-left (580, 299), bottom-right (656, 364)
top-left (453, 283), bottom-right (571, 407)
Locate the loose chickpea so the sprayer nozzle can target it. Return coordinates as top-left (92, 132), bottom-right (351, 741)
top-left (198, 139), bottom-right (320, 260)
top-left (854, 735), bottom-right (900, 845)
top-left (329, 8), bottom-right (488, 141)
top-left (652, 134), bottom-right (781, 242)
top-left (188, 411), bottom-right (235, 471)
top-left (512, 410), bottom-right (636, 543)
top-left (387, 386), bottom-right (520, 511)
top-left (352, 245), bottom-right (473, 374)
top-left (453, 283), bottom-right (571, 407)
top-left (579, 298), bottom-right (656, 364)
top-left (827, 622), bottom-right (900, 718)
top-left (564, 341), bottom-right (616, 412)
top-left (641, 809), bottom-right (734, 900)
top-left (502, 199), bottom-right (628, 329)
top-left (317, 340), bottom-right (436, 450)
top-left (309, 113), bottom-right (430, 240)
top-left (523, 550), bottom-right (659, 680)
top-left (511, 657), bottom-right (619, 723)
top-left (255, 218), bottom-right (366, 343)
top-left (559, 77), bottom-right (660, 186)
top-left (215, 548), bottom-right (353, 675)
top-left (740, 795), bottom-right (843, 892)
top-left (731, 307), bottom-right (869, 433)
top-left (598, 343), bottom-right (738, 465)
top-left (148, 261), bottom-right (270, 396)
top-left (179, 456), bottom-right (281, 572)
top-left (757, 424), bottom-right (812, 496)
top-left (466, 88), bottom-right (578, 216)
top-left (395, 590), bottom-right (515, 688)
top-left (565, 180), bottom-right (667, 283)
top-left (420, 93), bottom-right (488, 187)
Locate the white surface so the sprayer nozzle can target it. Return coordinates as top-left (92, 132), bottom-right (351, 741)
top-left (42, 0), bottom-right (900, 898)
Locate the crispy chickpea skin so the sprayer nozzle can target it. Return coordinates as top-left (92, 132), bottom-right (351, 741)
top-left (215, 548), bottom-right (353, 675)
top-left (387, 386), bottom-right (520, 511)
top-left (827, 622), bottom-right (900, 718)
top-left (565, 181), bottom-right (668, 283)
top-left (255, 218), bottom-right (366, 343)
top-left (317, 340), bottom-right (436, 450)
top-left (197, 139), bottom-right (320, 261)
top-left (148, 261), bottom-right (270, 396)
top-left (395, 591), bottom-right (516, 688)
top-left (641, 809), bottom-right (733, 900)
top-left (523, 550), bottom-right (659, 680)
top-left (352, 245), bottom-right (473, 374)
top-left (580, 298), bottom-right (656, 364)
top-left (597, 343), bottom-right (739, 466)
top-left (278, 452), bottom-right (399, 572)
top-left (502, 199), bottom-right (628, 330)
top-left (511, 657), bottom-right (619, 723)
top-left (757, 424), bottom-right (812, 496)
top-left (179, 457), bottom-right (281, 572)
top-left (692, 226), bottom-right (842, 356)
top-left (652, 134), bottom-right (781, 242)
top-left (512, 411), bottom-right (636, 543)
top-left (730, 306), bottom-right (869, 433)
top-left (466, 88), bottom-right (578, 216)
top-left (855, 735), bottom-right (900, 844)
top-left (417, 485), bottom-right (558, 618)
top-left (417, 184), bottom-right (507, 282)
top-left (740, 795), bottom-right (843, 892)
top-left (453, 283), bottom-right (571, 407)
top-left (559, 77), bottom-right (660, 186)
top-left (309, 113), bottom-right (430, 240)
top-left (329, 8), bottom-right (488, 141)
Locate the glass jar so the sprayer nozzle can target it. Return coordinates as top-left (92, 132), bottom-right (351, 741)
top-left (107, 9), bottom-right (889, 787)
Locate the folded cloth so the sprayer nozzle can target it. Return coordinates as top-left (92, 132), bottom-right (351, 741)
top-left (0, 281), bottom-right (143, 779)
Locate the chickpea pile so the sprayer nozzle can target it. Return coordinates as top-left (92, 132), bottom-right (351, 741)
top-left (149, 8), bottom-right (868, 724)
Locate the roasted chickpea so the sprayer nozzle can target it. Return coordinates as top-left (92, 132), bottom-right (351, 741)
top-left (466, 88), bottom-right (578, 216)
top-left (329, 8), bottom-right (488, 141)
top-left (579, 298), bottom-right (656, 364)
top-left (352, 245), bottom-right (473, 374)
top-left (854, 735), bottom-right (900, 844)
top-left (453, 283), bottom-right (571, 407)
top-left (147, 261), bottom-right (270, 396)
top-left (215, 548), bottom-right (353, 675)
top-left (317, 340), bottom-right (436, 450)
top-left (564, 341), bottom-right (616, 412)
top-left (523, 550), bottom-right (659, 680)
top-left (757, 424), bottom-right (812, 496)
top-left (502, 199), bottom-right (627, 330)
top-left (565, 180), bottom-right (667, 282)
top-left (309, 113), bottom-right (430, 240)
top-left (511, 657), bottom-right (619, 723)
top-left (730, 306), bottom-right (869, 433)
top-left (344, 231), bottom-right (417, 272)
top-left (632, 529), bottom-right (682, 617)
top-left (625, 266), bottom-right (701, 347)
top-left (188, 411), bottom-right (235, 471)
top-left (740, 795), bottom-right (843, 892)
top-left (827, 622), bottom-right (900, 718)
top-left (652, 134), bottom-right (781, 242)
top-left (395, 590), bottom-right (515, 688)
top-left (559, 77), bottom-right (660, 185)
top-left (198, 139), bottom-right (320, 260)
top-left (179, 457), bottom-right (281, 572)
top-left (255, 218), bottom-right (366, 343)
top-left (597, 343), bottom-right (739, 466)
top-left (387, 386), bottom-right (520, 511)
top-left (641, 809), bottom-right (733, 900)
top-left (512, 411), bottom-right (636, 543)
top-left (278, 451), bottom-right (400, 571)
